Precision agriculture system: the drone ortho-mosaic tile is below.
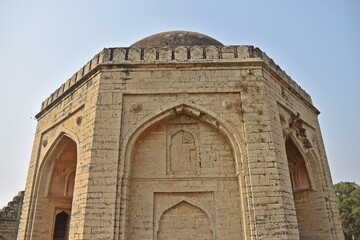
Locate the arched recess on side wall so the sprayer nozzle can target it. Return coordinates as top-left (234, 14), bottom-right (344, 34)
top-left (31, 133), bottom-right (78, 240)
top-left (117, 103), bottom-right (249, 240)
top-left (285, 133), bottom-right (323, 238)
top-left (37, 133), bottom-right (78, 198)
top-left (285, 135), bottom-right (314, 192)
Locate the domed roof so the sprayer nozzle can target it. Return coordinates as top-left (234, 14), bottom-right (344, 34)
top-left (131, 31), bottom-right (224, 48)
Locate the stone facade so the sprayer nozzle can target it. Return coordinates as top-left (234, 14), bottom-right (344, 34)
top-left (0, 191), bottom-right (24, 240)
top-left (17, 31), bottom-right (343, 239)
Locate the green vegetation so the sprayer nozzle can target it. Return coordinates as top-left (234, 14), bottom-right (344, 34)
top-left (334, 182), bottom-right (360, 240)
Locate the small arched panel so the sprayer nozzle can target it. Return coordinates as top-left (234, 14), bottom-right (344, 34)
top-left (157, 201), bottom-right (213, 240)
top-left (30, 134), bottom-right (78, 240)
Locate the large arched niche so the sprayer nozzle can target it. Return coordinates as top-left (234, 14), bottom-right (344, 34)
top-left (31, 133), bottom-right (78, 239)
top-left (285, 134), bottom-right (323, 238)
top-left (120, 104), bottom-right (246, 240)
top-left (122, 104), bottom-right (243, 180)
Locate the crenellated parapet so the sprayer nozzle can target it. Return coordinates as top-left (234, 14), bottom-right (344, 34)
top-left (38, 45), bottom-right (311, 116)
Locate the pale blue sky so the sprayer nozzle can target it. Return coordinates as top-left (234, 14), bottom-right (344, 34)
top-left (0, 0), bottom-right (359, 207)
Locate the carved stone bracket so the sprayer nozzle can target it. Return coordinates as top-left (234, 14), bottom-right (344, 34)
top-left (280, 112), bottom-right (313, 150)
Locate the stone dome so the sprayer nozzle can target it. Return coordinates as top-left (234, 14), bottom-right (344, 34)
top-left (131, 31), bottom-right (224, 48)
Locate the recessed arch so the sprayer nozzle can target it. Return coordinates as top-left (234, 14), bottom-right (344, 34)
top-left (286, 137), bottom-right (311, 191)
top-left (119, 103), bottom-right (247, 240)
top-left (37, 133), bottom-right (78, 197)
top-left (154, 197), bottom-right (215, 236)
top-left (286, 133), bottom-right (316, 191)
top-left (36, 132), bottom-right (78, 195)
top-left (156, 200), bottom-right (213, 240)
top-left (30, 132), bottom-right (78, 240)
top-left (285, 132), bottom-right (326, 238)
top-left (122, 103), bottom-right (244, 180)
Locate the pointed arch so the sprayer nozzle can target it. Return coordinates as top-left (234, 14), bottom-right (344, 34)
top-left (156, 200), bottom-right (214, 240)
top-left (286, 132), bottom-right (317, 191)
top-left (29, 132), bottom-right (78, 240)
top-left (122, 103), bottom-right (243, 179)
top-left (154, 197), bottom-right (215, 236)
top-left (119, 103), bottom-right (248, 239)
top-left (37, 133), bottom-right (79, 197)
top-left (285, 132), bottom-right (329, 238)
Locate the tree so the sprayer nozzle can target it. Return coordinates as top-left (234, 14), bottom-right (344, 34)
top-left (334, 182), bottom-right (360, 240)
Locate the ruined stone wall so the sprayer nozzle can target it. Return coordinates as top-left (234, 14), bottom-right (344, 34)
top-left (0, 192), bottom-right (24, 240)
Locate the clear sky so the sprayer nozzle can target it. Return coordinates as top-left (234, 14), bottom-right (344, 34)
top-left (0, 0), bottom-right (359, 207)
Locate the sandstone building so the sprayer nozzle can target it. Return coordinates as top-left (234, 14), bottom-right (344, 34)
top-left (17, 31), bottom-right (343, 239)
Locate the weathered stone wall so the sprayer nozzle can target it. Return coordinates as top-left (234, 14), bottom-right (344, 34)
top-left (17, 43), bottom-right (343, 240)
top-left (0, 192), bottom-right (24, 240)
top-left (262, 68), bottom-right (343, 239)
top-left (17, 70), bottom-right (101, 239)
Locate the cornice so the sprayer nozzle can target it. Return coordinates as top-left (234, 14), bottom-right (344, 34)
top-left (36, 45), bottom-right (315, 119)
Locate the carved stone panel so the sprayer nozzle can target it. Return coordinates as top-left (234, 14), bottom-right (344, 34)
top-left (167, 123), bottom-right (199, 175)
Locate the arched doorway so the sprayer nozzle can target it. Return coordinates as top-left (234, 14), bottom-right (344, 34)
top-left (53, 211), bottom-right (70, 240)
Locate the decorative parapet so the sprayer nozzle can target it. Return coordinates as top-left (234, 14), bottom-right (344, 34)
top-left (38, 45), bottom-right (312, 116)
